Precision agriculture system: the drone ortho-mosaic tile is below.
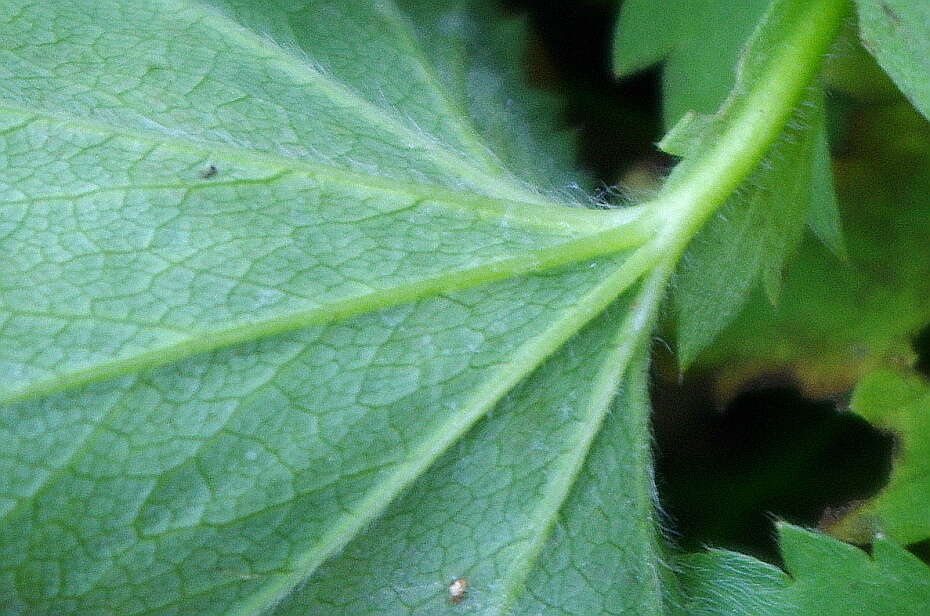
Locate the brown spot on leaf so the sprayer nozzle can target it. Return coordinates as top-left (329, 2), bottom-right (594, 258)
top-left (818, 500), bottom-right (865, 531)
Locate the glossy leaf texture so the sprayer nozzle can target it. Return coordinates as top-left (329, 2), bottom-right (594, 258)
top-left (0, 1), bottom-right (671, 614)
top-left (680, 524), bottom-right (930, 615)
top-left (855, 0), bottom-right (930, 121)
top-left (827, 370), bottom-right (930, 546)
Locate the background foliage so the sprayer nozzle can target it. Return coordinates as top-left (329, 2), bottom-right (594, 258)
top-left (1, 0), bottom-right (929, 614)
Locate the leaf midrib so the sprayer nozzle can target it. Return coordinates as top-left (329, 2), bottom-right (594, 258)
top-left (491, 264), bottom-right (670, 614)
top-left (2, 229), bottom-right (658, 406)
top-left (2, 94), bottom-right (650, 404)
top-left (223, 247), bottom-right (661, 616)
top-left (0, 105), bottom-right (611, 233)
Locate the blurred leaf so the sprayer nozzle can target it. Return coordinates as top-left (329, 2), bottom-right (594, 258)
top-left (680, 524), bottom-right (930, 615)
top-left (828, 370), bottom-right (930, 545)
top-left (855, 0), bottom-right (930, 120)
top-left (823, 18), bottom-right (900, 103)
top-left (658, 111), bottom-right (715, 157)
top-left (613, 0), bottom-right (770, 127)
top-left (804, 117), bottom-right (845, 259)
top-left (694, 102), bottom-right (930, 397)
top-left (673, 91), bottom-right (827, 369)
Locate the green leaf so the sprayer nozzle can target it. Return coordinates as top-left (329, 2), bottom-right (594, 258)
top-left (392, 0), bottom-right (586, 193)
top-left (2, 257), bottom-right (663, 614)
top-left (672, 91), bottom-right (826, 368)
top-left (0, 0), bottom-right (655, 406)
top-left (658, 111), bottom-right (715, 158)
top-left (804, 118), bottom-right (845, 259)
top-left (614, 0), bottom-right (844, 367)
top-left (827, 370), bottom-right (930, 545)
top-left (271, 291), bottom-right (667, 615)
top-left (680, 523), bottom-right (930, 615)
top-left (614, 0), bottom-right (842, 274)
top-left (0, 1), bottom-right (669, 613)
top-left (855, 0), bottom-right (930, 121)
top-left (0, 0), bottom-right (856, 612)
top-left (688, 101), bottom-right (930, 394)
top-left (613, 0), bottom-right (770, 127)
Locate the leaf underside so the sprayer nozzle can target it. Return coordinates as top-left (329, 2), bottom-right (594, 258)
top-left (0, 1), bottom-right (663, 614)
top-left (4, 1), bottom-right (930, 615)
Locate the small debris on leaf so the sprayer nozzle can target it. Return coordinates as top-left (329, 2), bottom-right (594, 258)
top-left (448, 577), bottom-right (467, 604)
top-left (199, 164), bottom-right (218, 179)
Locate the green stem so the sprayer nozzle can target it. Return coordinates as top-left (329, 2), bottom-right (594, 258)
top-left (627, 0), bottom-right (849, 262)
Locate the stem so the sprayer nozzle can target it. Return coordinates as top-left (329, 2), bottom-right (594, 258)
top-left (630, 0), bottom-right (849, 261)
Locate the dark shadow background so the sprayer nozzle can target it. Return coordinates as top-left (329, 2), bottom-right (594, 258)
top-left (503, 0), bottom-right (921, 565)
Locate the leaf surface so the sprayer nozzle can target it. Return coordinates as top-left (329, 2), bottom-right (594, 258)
top-left (855, 0), bottom-right (930, 120)
top-left (827, 370), bottom-right (930, 545)
top-left (0, 0), bottom-right (659, 406)
top-left (273, 285), bottom-right (667, 615)
top-left (680, 524), bottom-right (930, 615)
top-left (0, 1), bottom-right (666, 613)
top-left (0, 0), bottom-right (881, 613)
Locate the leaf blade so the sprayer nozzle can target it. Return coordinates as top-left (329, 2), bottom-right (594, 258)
top-left (0, 258), bottom-right (647, 614)
top-left (855, 0), bottom-right (930, 121)
top-left (0, 1), bottom-right (668, 612)
top-left (827, 370), bottom-right (930, 545)
top-left (271, 278), bottom-right (665, 614)
top-left (0, 74), bottom-right (649, 403)
top-left (679, 524), bottom-right (930, 615)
